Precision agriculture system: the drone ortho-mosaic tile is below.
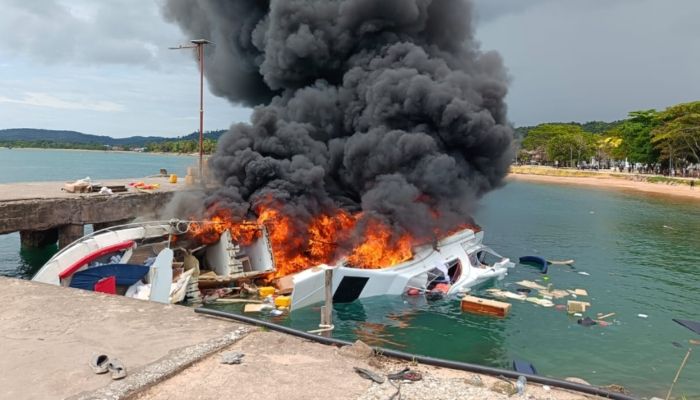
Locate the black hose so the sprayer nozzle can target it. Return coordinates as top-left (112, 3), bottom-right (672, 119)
top-left (195, 308), bottom-right (637, 400)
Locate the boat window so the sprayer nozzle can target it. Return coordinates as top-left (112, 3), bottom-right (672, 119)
top-left (447, 259), bottom-right (462, 283)
top-left (476, 249), bottom-right (502, 267)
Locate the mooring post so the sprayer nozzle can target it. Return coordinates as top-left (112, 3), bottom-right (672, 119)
top-left (19, 229), bottom-right (58, 249)
top-left (58, 224), bottom-right (84, 249)
top-left (319, 267), bottom-right (334, 337)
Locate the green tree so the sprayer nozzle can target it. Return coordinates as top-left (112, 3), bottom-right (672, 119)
top-left (652, 101), bottom-right (700, 165)
top-left (522, 124), bottom-right (594, 165)
top-left (607, 110), bottom-right (659, 165)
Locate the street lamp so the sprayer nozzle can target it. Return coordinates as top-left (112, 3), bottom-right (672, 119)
top-left (169, 39), bottom-right (212, 183)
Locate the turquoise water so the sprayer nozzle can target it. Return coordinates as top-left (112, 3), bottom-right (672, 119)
top-left (211, 182), bottom-right (700, 399)
top-left (0, 148), bottom-right (194, 277)
top-left (0, 148), bottom-right (194, 183)
top-left (1, 148), bottom-right (699, 397)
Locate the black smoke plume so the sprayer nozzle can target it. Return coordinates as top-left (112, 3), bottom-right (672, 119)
top-left (164, 0), bottom-right (514, 241)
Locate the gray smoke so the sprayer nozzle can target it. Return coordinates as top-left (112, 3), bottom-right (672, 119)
top-left (163, 0), bottom-right (514, 241)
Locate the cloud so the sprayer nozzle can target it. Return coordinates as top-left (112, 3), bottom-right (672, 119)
top-left (0, 92), bottom-right (125, 112)
top-left (472, 0), bottom-right (556, 23)
top-left (0, 0), bottom-right (182, 67)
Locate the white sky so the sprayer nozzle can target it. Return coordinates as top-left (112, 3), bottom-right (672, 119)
top-left (0, 0), bottom-right (698, 137)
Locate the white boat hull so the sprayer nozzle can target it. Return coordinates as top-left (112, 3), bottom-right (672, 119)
top-left (290, 229), bottom-right (513, 310)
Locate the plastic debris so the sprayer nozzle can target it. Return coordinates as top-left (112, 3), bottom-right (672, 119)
top-left (578, 272), bottom-right (590, 276)
top-left (638, 314), bottom-right (649, 319)
top-left (269, 309), bottom-right (284, 316)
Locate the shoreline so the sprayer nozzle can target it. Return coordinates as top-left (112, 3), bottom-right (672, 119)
top-left (0, 146), bottom-right (200, 157)
top-left (509, 169), bottom-right (700, 201)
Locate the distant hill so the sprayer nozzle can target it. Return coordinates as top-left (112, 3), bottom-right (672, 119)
top-left (0, 128), bottom-right (227, 147)
top-left (514, 120), bottom-right (623, 139)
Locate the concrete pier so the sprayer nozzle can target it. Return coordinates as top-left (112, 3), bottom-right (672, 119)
top-left (0, 277), bottom-right (597, 400)
top-left (0, 177), bottom-right (191, 249)
top-left (0, 277), bottom-right (243, 400)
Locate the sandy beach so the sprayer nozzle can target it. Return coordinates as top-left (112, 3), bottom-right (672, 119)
top-left (509, 170), bottom-right (700, 201)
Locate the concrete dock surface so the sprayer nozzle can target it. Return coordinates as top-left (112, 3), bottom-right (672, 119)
top-left (0, 277), bottom-right (240, 400)
top-left (0, 176), bottom-right (186, 202)
top-left (0, 277), bottom-right (604, 400)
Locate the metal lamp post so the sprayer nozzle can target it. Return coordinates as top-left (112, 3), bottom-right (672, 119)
top-left (169, 39), bottom-right (212, 183)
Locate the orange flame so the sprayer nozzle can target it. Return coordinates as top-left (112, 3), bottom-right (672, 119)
top-left (186, 202), bottom-right (479, 279)
top-left (347, 219), bottom-right (413, 269)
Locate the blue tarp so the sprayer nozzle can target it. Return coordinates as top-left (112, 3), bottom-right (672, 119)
top-left (69, 264), bottom-right (150, 291)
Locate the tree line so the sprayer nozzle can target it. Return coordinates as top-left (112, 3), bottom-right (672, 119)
top-left (0, 140), bottom-right (106, 151)
top-left (517, 101), bottom-right (700, 175)
top-left (144, 138), bottom-right (217, 154)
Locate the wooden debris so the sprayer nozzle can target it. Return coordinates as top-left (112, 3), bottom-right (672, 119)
top-left (244, 304), bottom-right (265, 313)
top-left (567, 300), bottom-right (591, 313)
top-left (214, 298), bottom-right (262, 304)
top-left (516, 280), bottom-right (547, 291)
top-left (525, 297), bottom-right (554, 307)
top-left (274, 274), bottom-right (295, 295)
top-left (597, 312), bottom-right (616, 320)
top-left (539, 289), bottom-right (570, 299)
top-left (485, 288), bottom-right (526, 300)
top-left (547, 259), bottom-right (575, 265)
top-left (461, 295), bottom-right (511, 317)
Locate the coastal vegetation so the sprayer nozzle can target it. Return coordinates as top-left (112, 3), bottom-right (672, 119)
top-left (144, 138), bottom-right (217, 154)
top-left (517, 100), bottom-right (700, 174)
top-left (0, 128), bottom-right (226, 154)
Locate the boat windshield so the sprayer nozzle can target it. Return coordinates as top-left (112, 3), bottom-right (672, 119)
top-left (469, 248), bottom-right (503, 268)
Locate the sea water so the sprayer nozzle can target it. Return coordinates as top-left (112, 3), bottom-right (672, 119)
top-left (0, 148), bottom-right (195, 277)
top-left (1, 148), bottom-right (699, 397)
top-left (210, 182), bottom-right (700, 398)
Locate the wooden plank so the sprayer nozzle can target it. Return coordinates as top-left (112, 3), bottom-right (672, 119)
top-left (244, 304), bottom-right (265, 313)
top-left (274, 273), bottom-right (296, 295)
top-left (567, 300), bottom-right (591, 313)
top-left (461, 295), bottom-right (511, 317)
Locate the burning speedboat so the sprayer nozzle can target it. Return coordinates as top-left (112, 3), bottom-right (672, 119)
top-left (32, 218), bottom-right (513, 310)
top-left (290, 228), bottom-right (513, 309)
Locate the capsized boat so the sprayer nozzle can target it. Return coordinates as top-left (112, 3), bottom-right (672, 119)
top-left (32, 220), bottom-right (514, 310)
top-left (32, 220), bottom-right (275, 304)
top-left (290, 229), bottom-right (514, 309)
